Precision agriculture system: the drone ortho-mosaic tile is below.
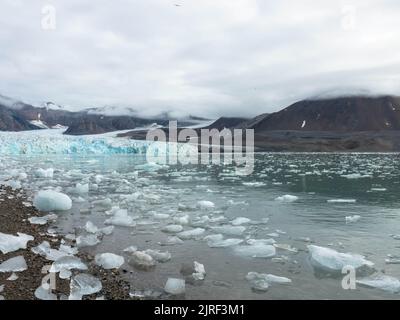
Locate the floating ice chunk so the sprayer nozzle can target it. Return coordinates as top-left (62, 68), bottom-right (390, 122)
top-left (242, 182), bottom-right (266, 187)
top-left (76, 234), bottom-right (101, 248)
top-left (357, 274), bottom-right (400, 293)
top-left (275, 195), bottom-right (298, 202)
top-left (164, 278), bottom-right (185, 295)
top-left (129, 289), bottom-right (162, 299)
top-left (0, 232), bottom-right (34, 254)
top-left (0, 256), bottom-right (27, 272)
top-left (95, 253), bottom-right (125, 269)
top-left (129, 251), bottom-right (156, 270)
top-left (246, 272), bottom-right (291, 291)
top-left (50, 256), bottom-right (87, 273)
top-left (177, 228), bottom-right (205, 240)
top-left (308, 245), bottom-right (374, 274)
top-left (327, 199), bottom-right (356, 203)
top-left (274, 243), bottom-right (298, 253)
top-left (33, 190), bottom-right (72, 211)
top-left (74, 183), bottom-right (89, 195)
top-left (370, 188), bottom-right (387, 192)
top-left (92, 198), bottom-right (112, 208)
top-left (207, 237), bottom-right (243, 248)
top-left (234, 244), bottom-right (276, 258)
top-left (197, 200), bottom-right (215, 209)
top-left (158, 236), bottom-right (184, 246)
top-left (123, 246), bottom-right (138, 253)
top-left (231, 217), bottom-right (251, 226)
top-left (247, 238), bottom-right (276, 245)
top-left (341, 173), bottom-right (371, 179)
top-left (173, 215), bottom-right (190, 226)
top-left (144, 249), bottom-right (171, 262)
top-left (35, 168), bottom-right (54, 178)
top-left (35, 286), bottom-right (57, 300)
top-left (153, 213), bottom-right (170, 220)
top-left (28, 214), bottom-right (57, 225)
top-left (193, 261), bottom-right (206, 281)
top-left (161, 224), bottom-right (183, 233)
top-left (104, 209), bottom-right (136, 227)
top-left (85, 221), bottom-right (114, 235)
top-left (211, 225), bottom-right (246, 236)
top-left (345, 215), bottom-right (361, 224)
top-left (69, 274), bottom-right (102, 300)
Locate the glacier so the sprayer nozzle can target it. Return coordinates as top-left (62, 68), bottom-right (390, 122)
top-left (0, 129), bottom-right (151, 155)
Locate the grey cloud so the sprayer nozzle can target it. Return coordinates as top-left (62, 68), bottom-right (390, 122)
top-left (0, 0), bottom-right (400, 118)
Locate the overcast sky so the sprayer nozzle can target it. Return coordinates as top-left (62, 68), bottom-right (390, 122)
top-left (1, 0), bottom-right (400, 118)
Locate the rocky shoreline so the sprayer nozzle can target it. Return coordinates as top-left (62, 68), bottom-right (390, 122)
top-left (0, 186), bottom-right (131, 300)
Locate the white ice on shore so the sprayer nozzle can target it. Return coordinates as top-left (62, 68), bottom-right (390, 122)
top-left (308, 245), bottom-right (374, 273)
top-left (28, 214), bottom-right (57, 225)
top-left (50, 256), bottom-right (88, 274)
top-left (0, 232), bottom-right (34, 254)
top-left (33, 190), bottom-right (72, 211)
top-left (32, 241), bottom-right (75, 261)
top-left (69, 274), bottom-right (102, 300)
top-left (164, 278), bottom-right (185, 295)
top-left (95, 253), bottom-right (125, 269)
top-left (0, 256), bottom-right (27, 272)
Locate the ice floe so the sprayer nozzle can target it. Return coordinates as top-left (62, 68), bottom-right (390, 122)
top-left (177, 228), bottom-right (205, 240)
top-left (246, 272), bottom-right (291, 291)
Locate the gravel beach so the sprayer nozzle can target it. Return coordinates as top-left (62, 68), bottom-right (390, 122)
top-left (0, 186), bottom-right (130, 300)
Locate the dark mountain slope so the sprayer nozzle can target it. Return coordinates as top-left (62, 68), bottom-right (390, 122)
top-left (250, 96), bottom-right (400, 132)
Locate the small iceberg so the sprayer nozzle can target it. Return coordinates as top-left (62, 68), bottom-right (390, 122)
top-left (308, 245), bottom-right (374, 276)
top-left (275, 195), bottom-right (298, 202)
top-left (95, 253), bottom-right (125, 269)
top-left (33, 190), bottom-right (72, 211)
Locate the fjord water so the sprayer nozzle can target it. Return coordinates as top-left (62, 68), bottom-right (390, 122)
top-left (4, 153), bottom-right (400, 299)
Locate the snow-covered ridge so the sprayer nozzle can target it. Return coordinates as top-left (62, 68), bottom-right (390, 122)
top-left (0, 129), bottom-right (151, 155)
